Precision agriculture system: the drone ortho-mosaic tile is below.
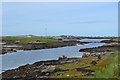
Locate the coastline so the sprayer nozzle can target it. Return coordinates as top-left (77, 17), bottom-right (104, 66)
top-left (1, 39), bottom-right (119, 79)
top-left (1, 41), bottom-right (88, 55)
top-left (79, 43), bottom-right (118, 53)
top-left (1, 36), bottom-right (117, 55)
top-left (2, 57), bottom-right (81, 79)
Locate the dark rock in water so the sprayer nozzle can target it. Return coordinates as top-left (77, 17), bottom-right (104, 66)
top-left (58, 55), bottom-right (68, 61)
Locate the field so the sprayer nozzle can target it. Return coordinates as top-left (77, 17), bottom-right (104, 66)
top-left (1, 36), bottom-right (59, 43)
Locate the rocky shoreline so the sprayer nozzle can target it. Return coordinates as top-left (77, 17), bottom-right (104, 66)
top-left (1, 41), bottom-right (88, 54)
top-left (2, 40), bottom-right (119, 79)
top-left (1, 38), bottom-right (119, 79)
top-left (2, 57), bottom-right (81, 79)
top-left (79, 44), bottom-right (119, 53)
top-left (2, 36), bottom-right (116, 55)
top-left (79, 39), bottom-right (119, 53)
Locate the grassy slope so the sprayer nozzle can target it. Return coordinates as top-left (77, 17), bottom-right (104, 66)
top-left (51, 52), bottom-right (119, 78)
top-left (2, 36), bottom-right (59, 43)
top-left (91, 52), bottom-right (118, 78)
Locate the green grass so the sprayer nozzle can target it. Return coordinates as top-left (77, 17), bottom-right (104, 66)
top-left (2, 36), bottom-right (59, 43)
top-left (51, 52), bottom-right (119, 78)
top-left (92, 52), bottom-right (118, 78)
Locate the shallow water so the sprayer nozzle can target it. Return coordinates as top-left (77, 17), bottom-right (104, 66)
top-left (80, 39), bottom-right (109, 43)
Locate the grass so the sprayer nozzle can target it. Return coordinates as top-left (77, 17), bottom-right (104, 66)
top-left (2, 36), bottom-right (59, 43)
top-left (51, 52), bottom-right (119, 78)
top-left (92, 52), bottom-right (119, 78)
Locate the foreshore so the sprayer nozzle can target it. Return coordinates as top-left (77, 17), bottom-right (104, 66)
top-left (1, 36), bottom-right (117, 55)
top-left (2, 57), bottom-right (81, 79)
top-left (2, 40), bottom-right (119, 79)
top-left (1, 41), bottom-right (88, 55)
top-left (79, 44), bottom-right (119, 52)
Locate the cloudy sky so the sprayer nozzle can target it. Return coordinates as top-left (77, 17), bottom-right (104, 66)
top-left (2, 2), bottom-right (118, 36)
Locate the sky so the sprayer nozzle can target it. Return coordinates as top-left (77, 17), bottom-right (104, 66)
top-left (2, 2), bottom-right (118, 36)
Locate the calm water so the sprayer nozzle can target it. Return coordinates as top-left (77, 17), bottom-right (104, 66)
top-left (1, 39), bottom-right (106, 71)
top-left (80, 39), bottom-right (109, 43)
